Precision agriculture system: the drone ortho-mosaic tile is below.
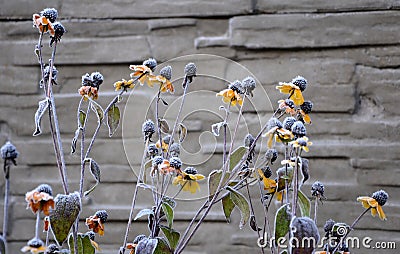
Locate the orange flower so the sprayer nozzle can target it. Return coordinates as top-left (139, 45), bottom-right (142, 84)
top-left (78, 86), bottom-right (99, 100)
top-left (276, 82), bottom-right (304, 105)
top-left (32, 14), bottom-right (55, 35)
top-left (25, 186), bottom-right (54, 216)
top-left (278, 99), bottom-right (296, 115)
top-left (129, 65), bottom-right (155, 87)
top-left (357, 193), bottom-right (387, 221)
top-left (113, 79), bottom-right (135, 91)
top-left (149, 75), bottom-right (174, 93)
top-left (216, 88), bottom-right (243, 106)
top-left (86, 210), bottom-right (108, 236)
top-left (257, 169), bottom-right (277, 194)
top-left (159, 160), bottom-right (176, 174)
top-left (263, 127), bottom-right (294, 148)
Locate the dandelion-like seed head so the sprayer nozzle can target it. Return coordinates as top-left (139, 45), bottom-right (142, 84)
top-left (95, 210), bottom-right (108, 223)
top-left (291, 121), bottom-right (307, 137)
top-left (160, 65), bottom-right (172, 80)
top-left (292, 76), bottom-right (307, 92)
top-left (300, 101), bottom-right (313, 114)
top-left (267, 117), bottom-right (283, 130)
top-left (169, 157), bottom-right (182, 169)
top-left (1, 141), bottom-right (19, 160)
top-left (283, 117), bottom-right (296, 131)
top-left (311, 181), bottom-right (324, 197)
top-left (36, 184), bottom-right (53, 196)
top-left (40, 8), bottom-right (58, 23)
top-left (143, 58), bottom-right (157, 71)
top-left (228, 80), bottom-right (243, 94)
top-left (244, 134), bottom-right (255, 148)
top-left (372, 190), bottom-right (389, 206)
top-left (241, 76), bottom-right (256, 96)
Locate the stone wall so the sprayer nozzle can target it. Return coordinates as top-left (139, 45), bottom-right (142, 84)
top-left (1, 0), bottom-right (399, 253)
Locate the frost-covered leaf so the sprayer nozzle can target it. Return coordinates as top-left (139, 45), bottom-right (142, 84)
top-left (178, 123), bottom-right (187, 143)
top-left (33, 98), bottom-right (49, 136)
top-left (107, 104), bottom-right (120, 137)
top-left (84, 158), bottom-right (101, 196)
top-left (227, 186), bottom-right (250, 229)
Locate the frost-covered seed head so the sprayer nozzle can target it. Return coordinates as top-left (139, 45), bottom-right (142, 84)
top-left (40, 8), bottom-right (58, 23)
top-left (160, 65), bottom-right (172, 80)
top-left (1, 141), bottom-right (19, 160)
top-left (228, 80), bottom-right (243, 94)
top-left (292, 76), bottom-right (307, 92)
top-left (169, 157), bottom-right (182, 169)
top-left (267, 117), bottom-right (283, 130)
top-left (291, 121), bottom-right (307, 137)
top-left (300, 101), bottom-right (313, 114)
top-left (241, 76), bottom-right (256, 96)
top-left (283, 117), bottom-right (296, 131)
top-left (143, 58), bottom-right (157, 71)
top-left (372, 190), bottom-right (389, 206)
top-left (95, 210), bottom-right (108, 223)
top-left (36, 184), bottom-right (53, 196)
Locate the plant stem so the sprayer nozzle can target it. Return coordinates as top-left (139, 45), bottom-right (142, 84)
top-left (35, 212), bottom-right (40, 239)
top-left (245, 180), bottom-right (264, 254)
top-left (284, 145), bottom-right (290, 205)
top-left (291, 147), bottom-right (300, 217)
top-left (2, 160), bottom-right (10, 240)
top-left (314, 198), bottom-right (318, 224)
top-left (79, 100), bottom-right (91, 197)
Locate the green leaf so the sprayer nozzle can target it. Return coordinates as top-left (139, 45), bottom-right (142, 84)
top-left (162, 203), bottom-right (174, 228)
top-left (50, 192), bottom-right (81, 245)
top-left (274, 204), bottom-right (291, 243)
top-left (0, 235), bottom-right (6, 254)
top-left (153, 237), bottom-right (172, 254)
top-left (134, 209), bottom-right (154, 221)
top-left (162, 197), bottom-right (176, 209)
top-left (160, 226), bottom-right (180, 251)
top-left (226, 186), bottom-right (250, 229)
top-left (68, 233), bottom-right (95, 254)
top-left (178, 123), bottom-right (187, 143)
top-left (298, 190), bottom-right (311, 217)
top-left (208, 170), bottom-right (230, 200)
top-left (229, 146), bottom-right (247, 171)
top-left (84, 158), bottom-right (101, 196)
top-left (33, 98), bottom-right (49, 136)
top-left (135, 238), bottom-right (158, 254)
top-left (78, 110), bottom-right (86, 129)
top-left (107, 104), bottom-right (120, 137)
top-left (221, 194), bottom-right (235, 223)
top-left (89, 99), bottom-right (104, 123)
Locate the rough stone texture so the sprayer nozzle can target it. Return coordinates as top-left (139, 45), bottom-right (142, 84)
top-left (0, 2), bottom-right (399, 254)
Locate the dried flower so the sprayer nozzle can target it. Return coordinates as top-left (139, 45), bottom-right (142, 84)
top-left (49, 22), bottom-right (65, 46)
top-left (292, 76), bottom-right (308, 92)
top-left (149, 65), bottom-right (174, 93)
top-left (143, 58), bottom-right (157, 71)
top-left (216, 88), bottom-right (243, 106)
top-left (130, 63), bottom-right (155, 87)
top-left (357, 190), bottom-right (388, 220)
top-left (276, 79), bottom-right (305, 105)
top-left (21, 238), bottom-right (46, 253)
top-left (323, 219), bottom-right (335, 233)
top-left (311, 181), bottom-right (325, 197)
top-left (1, 141), bottom-right (19, 163)
top-left (278, 99), bottom-right (296, 115)
top-left (290, 217), bottom-right (320, 254)
top-left (169, 157), bottom-right (182, 169)
top-left (290, 136), bottom-right (312, 152)
top-left (241, 76), bottom-right (256, 96)
top-left (257, 168), bottom-right (276, 194)
top-left (291, 121), bottom-right (307, 137)
top-left (114, 79), bottom-right (135, 91)
top-left (78, 72), bottom-right (104, 100)
top-left (147, 144), bottom-right (159, 158)
top-left (25, 184), bottom-right (55, 216)
top-left (267, 117), bottom-right (283, 130)
top-left (300, 100), bottom-right (313, 124)
top-left (173, 167), bottom-right (205, 194)
top-left (184, 62), bottom-right (197, 84)
top-left (265, 148), bottom-right (278, 164)
top-left (283, 117), bottom-right (296, 131)
top-left (169, 143), bottom-right (180, 157)
top-left (244, 134), bottom-right (255, 148)
top-left (32, 11), bottom-right (55, 35)
top-left (40, 8), bottom-right (58, 23)
top-left (142, 119), bottom-right (155, 141)
top-left (127, 235), bottom-right (147, 254)
top-left (86, 210), bottom-right (108, 236)
top-left (229, 80), bottom-right (244, 94)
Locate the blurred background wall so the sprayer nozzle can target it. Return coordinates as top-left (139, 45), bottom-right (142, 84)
top-left (0, 0), bottom-right (399, 253)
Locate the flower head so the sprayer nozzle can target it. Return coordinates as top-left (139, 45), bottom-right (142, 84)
top-left (46, 244), bottom-right (59, 254)
top-left (143, 58), bottom-right (157, 71)
top-left (311, 181), bottom-right (325, 198)
top-left (173, 167), bottom-right (205, 194)
top-left (263, 119), bottom-right (294, 148)
top-left (291, 121), bottom-right (307, 137)
top-left (184, 62), bottom-right (197, 84)
top-left (40, 8), bottom-right (58, 23)
top-left (244, 134), bottom-right (255, 148)
top-left (21, 238), bottom-right (46, 254)
top-left (300, 101), bottom-right (313, 124)
top-left (229, 80), bottom-right (244, 94)
top-left (216, 88), bottom-right (243, 106)
top-left (78, 72), bottom-right (104, 100)
top-left (156, 135), bottom-right (173, 152)
top-left (25, 184), bottom-right (54, 216)
top-left (265, 149), bottom-right (278, 164)
top-left (278, 99), bottom-right (296, 115)
top-left (241, 76), bottom-right (256, 96)
top-left (130, 59), bottom-right (156, 87)
top-left (290, 136), bottom-right (312, 152)
top-left (142, 119), bottom-right (155, 141)
top-left (169, 143), bottom-right (180, 157)
top-left (149, 65), bottom-right (174, 93)
top-left (357, 190), bottom-right (388, 220)
top-left (257, 168), bottom-right (277, 194)
top-left (86, 210), bottom-right (108, 236)
top-left (114, 79), bottom-right (135, 91)
top-left (147, 144), bottom-right (159, 158)
top-left (276, 79), bottom-right (305, 105)
top-left (49, 22), bottom-right (65, 46)
top-left (292, 76), bottom-right (308, 92)
top-left (283, 117), bottom-right (296, 131)
top-left (32, 9), bottom-right (56, 35)
top-left (1, 141), bottom-right (19, 162)
top-left (127, 235), bottom-right (147, 254)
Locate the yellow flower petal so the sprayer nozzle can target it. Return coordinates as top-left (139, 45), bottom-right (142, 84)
top-left (376, 205), bottom-right (386, 220)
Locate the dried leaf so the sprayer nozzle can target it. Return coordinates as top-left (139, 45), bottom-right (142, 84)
top-left (33, 98), bottom-right (49, 136)
top-left (227, 186), bottom-right (250, 229)
top-left (71, 129), bottom-right (80, 154)
top-left (88, 99), bottom-right (104, 123)
top-left (211, 122), bottom-right (224, 137)
top-left (83, 158), bottom-right (101, 196)
top-left (301, 158), bottom-right (309, 185)
top-left (50, 192), bottom-right (81, 245)
top-left (160, 98), bottom-right (169, 106)
top-left (107, 104), bottom-right (120, 137)
top-left (178, 123), bottom-right (187, 143)
top-left (159, 119), bottom-right (170, 133)
top-left (249, 215), bottom-right (261, 232)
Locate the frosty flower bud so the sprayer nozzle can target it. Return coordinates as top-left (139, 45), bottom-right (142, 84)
top-left (291, 121), bottom-right (306, 137)
top-left (283, 117), bottom-right (296, 130)
top-left (91, 72), bottom-right (104, 88)
top-left (241, 76), bottom-right (256, 96)
top-left (143, 58), bottom-right (157, 71)
top-left (95, 210), bottom-right (108, 223)
top-left (169, 143), bottom-right (180, 157)
top-left (27, 238), bottom-right (44, 248)
top-left (311, 181), bottom-right (324, 197)
top-left (36, 184), bottom-right (53, 196)
top-left (323, 219), bottom-right (335, 233)
top-left (267, 117), bottom-right (283, 130)
top-left (47, 243), bottom-right (59, 254)
top-left (261, 165), bottom-right (272, 178)
top-left (292, 76), bottom-right (307, 92)
top-left (184, 167), bottom-right (198, 175)
top-left (229, 80), bottom-right (243, 94)
top-left (1, 141), bottom-right (19, 160)
top-left (152, 156), bottom-right (164, 168)
top-left (81, 73), bottom-right (92, 86)
top-left (133, 234), bottom-right (147, 244)
top-left (372, 190), bottom-right (389, 206)
top-left (169, 157), bottom-right (182, 169)
top-left (160, 65), bottom-right (172, 80)
top-left (244, 134), bottom-right (255, 148)
top-left (142, 119), bottom-right (155, 141)
top-left (265, 149), bottom-right (278, 164)
top-left (40, 8), bottom-right (58, 23)
top-left (300, 101), bottom-right (313, 114)
top-left (147, 144), bottom-right (159, 157)
top-left (184, 63), bottom-right (197, 77)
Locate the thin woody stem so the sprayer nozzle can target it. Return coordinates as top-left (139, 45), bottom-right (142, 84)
top-left (291, 147), bottom-right (300, 217)
top-left (245, 180), bottom-right (264, 254)
top-left (314, 198), bottom-right (319, 224)
top-left (35, 212), bottom-right (40, 239)
top-left (2, 160), bottom-right (10, 240)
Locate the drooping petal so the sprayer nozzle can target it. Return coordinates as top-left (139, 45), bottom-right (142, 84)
top-left (376, 205), bottom-right (386, 220)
